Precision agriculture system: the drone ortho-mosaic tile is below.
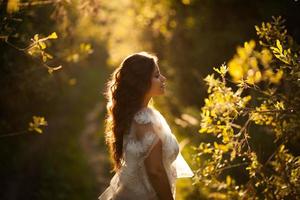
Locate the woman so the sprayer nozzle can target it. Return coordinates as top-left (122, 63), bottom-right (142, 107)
top-left (98, 52), bottom-right (194, 200)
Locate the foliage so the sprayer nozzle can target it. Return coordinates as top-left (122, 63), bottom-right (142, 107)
top-left (28, 116), bottom-right (48, 134)
top-left (76, 0), bottom-right (175, 66)
top-left (0, 0), bottom-right (97, 138)
top-left (193, 16), bottom-right (300, 200)
top-left (1, 1), bottom-right (107, 199)
top-left (1, 0), bottom-right (300, 199)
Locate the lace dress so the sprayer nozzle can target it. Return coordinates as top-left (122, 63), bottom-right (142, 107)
top-left (98, 107), bottom-right (194, 200)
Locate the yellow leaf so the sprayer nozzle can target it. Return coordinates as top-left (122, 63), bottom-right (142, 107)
top-left (226, 175), bottom-right (232, 186)
top-left (214, 142), bottom-right (218, 148)
top-left (230, 149), bottom-right (236, 161)
top-left (48, 32), bottom-right (58, 39)
top-left (274, 101), bottom-right (285, 110)
top-left (39, 41), bottom-right (46, 49)
top-left (228, 60), bottom-right (243, 82)
top-left (260, 49), bottom-right (272, 67)
top-left (279, 145), bottom-right (285, 152)
top-left (45, 53), bottom-right (53, 59)
top-left (28, 116), bottom-right (48, 134)
top-left (34, 34), bottom-right (39, 41)
top-left (42, 55), bottom-right (47, 62)
top-left (199, 127), bottom-right (207, 133)
top-left (276, 39), bottom-right (283, 53)
top-left (270, 69), bottom-right (283, 84)
top-left (35, 127), bottom-right (42, 134)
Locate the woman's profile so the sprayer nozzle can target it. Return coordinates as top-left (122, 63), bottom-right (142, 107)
top-left (98, 51), bottom-right (194, 200)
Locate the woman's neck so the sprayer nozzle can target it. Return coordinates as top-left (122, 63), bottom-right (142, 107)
top-left (142, 95), bottom-right (151, 108)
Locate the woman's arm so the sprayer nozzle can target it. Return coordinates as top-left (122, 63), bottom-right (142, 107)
top-left (144, 139), bottom-right (174, 200)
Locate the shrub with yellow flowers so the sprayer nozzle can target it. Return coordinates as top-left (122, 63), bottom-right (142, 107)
top-left (193, 16), bottom-right (300, 200)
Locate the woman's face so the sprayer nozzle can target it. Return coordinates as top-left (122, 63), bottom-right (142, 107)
top-left (148, 64), bottom-right (167, 96)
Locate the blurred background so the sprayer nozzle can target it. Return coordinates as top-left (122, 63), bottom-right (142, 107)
top-left (0, 0), bottom-right (299, 199)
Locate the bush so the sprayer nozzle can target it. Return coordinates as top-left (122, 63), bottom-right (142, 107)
top-left (193, 16), bottom-right (300, 200)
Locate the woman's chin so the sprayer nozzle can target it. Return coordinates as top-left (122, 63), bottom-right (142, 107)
top-left (152, 88), bottom-right (166, 96)
top-left (160, 88), bottom-right (166, 95)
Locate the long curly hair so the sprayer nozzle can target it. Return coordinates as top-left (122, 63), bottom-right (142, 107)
top-left (103, 51), bottom-right (158, 172)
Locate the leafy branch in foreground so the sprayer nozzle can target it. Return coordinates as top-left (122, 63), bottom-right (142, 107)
top-left (193, 16), bottom-right (300, 200)
top-left (0, 116), bottom-right (48, 138)
top-left (3, 32), bottom-right (62, 74)
top-left (2, 1), bottom-right (93, 74)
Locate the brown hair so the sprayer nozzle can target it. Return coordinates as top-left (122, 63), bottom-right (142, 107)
top-left (103, 51), bottom-right (158, 172)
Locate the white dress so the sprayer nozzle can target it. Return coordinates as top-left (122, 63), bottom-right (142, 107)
top-left (98, 106), bottom-right (194, 200)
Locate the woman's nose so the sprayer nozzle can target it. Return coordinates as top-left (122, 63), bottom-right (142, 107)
top-left (161, 75), bottom-right (167, 81)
